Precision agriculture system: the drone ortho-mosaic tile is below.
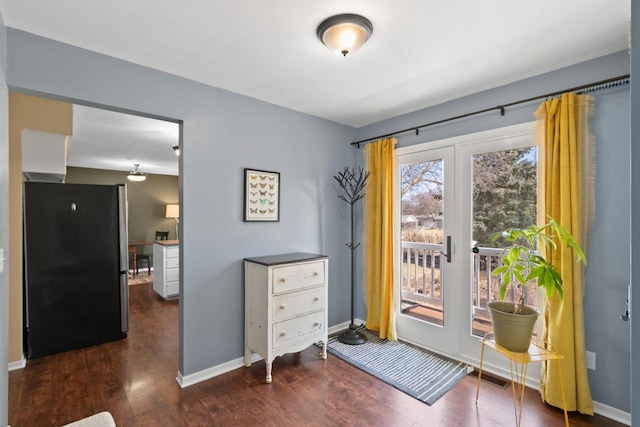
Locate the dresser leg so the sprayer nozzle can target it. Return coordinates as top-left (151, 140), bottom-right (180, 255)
top-left (320, 341), bottom-right (327, 360)
top-left (244, 348), bottom-right (251, 367)
top-left (265, 363), bottom-right (272, 383)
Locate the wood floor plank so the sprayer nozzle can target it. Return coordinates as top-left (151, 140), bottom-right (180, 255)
top-left (54, 348), bottom-right (98, 425)
top-left (7, 364), bottom-right (25, 421)
top-left (11, 355), bottom-right (58, 426)
top-left (8, 282), bottom-right (627, 427)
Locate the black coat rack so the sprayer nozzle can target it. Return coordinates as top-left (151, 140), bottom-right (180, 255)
top-left (333, 166), bottom-right (370, 345)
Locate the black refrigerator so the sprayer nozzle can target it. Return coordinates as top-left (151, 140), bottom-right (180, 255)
top-left (23, 182), bottom-right (129, 359)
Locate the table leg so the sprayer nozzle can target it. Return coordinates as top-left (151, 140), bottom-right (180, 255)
top-left (475, 339), bottom-right (486, 404)
top-left (244, 347), bottom-right (251, 368)
top-left (509, 360), bottom-right (520, 427)
top-left (556, 359), bottom-right (569, 427)
top-left (265, 362), bottom-right (272, 384)
top-left (508, 359), bottom-right (529, 427)
top-left (128, 246), bottom-right (137, 277)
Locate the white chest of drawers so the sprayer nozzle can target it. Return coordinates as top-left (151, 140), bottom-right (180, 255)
top-left (244, 253), bottom-right (329, 383)
top-left (153, 241), bottom-right (179, 299)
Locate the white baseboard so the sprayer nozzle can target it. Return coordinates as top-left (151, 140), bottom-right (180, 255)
top-left (177, 319), bottom-right (365, 388)
top-left (328, 318), bottom-right (366, 335)
top-left (8, 356), bottom-right (26, 371)
top-left (593, 401), bottom-right (630, 426)
top-left (176, 352), bottom-right (263, 388)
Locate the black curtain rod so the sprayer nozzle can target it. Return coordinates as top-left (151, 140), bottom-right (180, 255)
top-left (351, 74), bottom-right (630, 147)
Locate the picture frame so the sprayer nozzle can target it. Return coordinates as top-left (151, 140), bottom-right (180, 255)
top-left (243, 168), bottom-right (280, 222)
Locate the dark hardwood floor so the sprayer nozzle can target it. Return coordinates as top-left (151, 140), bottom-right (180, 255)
top-left (9, 283), bottom-right (625, 426)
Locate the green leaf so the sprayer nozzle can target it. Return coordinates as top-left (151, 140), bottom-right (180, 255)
top-left (502, 272), bottom-right (511, 288)
top-left (513, 270), bottom-right (527, 286)
top-left (489, 216), bottom-right (587, 302)
top-left (526, 266), bottom-right (544, 280)
top-left (492, 265), bottom-right (509, 275)
top-left (499, 281), bottom-right (507, 300)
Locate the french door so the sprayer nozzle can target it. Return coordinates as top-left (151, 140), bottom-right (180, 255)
top-left (396, 146), bottom-right (458, 355)
top-left (395, 122), bottom-right (539, 365)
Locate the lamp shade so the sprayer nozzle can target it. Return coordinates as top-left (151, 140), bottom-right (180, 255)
top-left (165, 204), bottom-right (179, 218)
top-left (317, 14), bottom-right (373, 57)
top-left (127, 174), bottom-right (146, 182)
top-left (127, 163), bottom-right (147, 182)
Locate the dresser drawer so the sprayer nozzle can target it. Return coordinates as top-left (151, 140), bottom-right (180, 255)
top-left (273, 286), bottom-right (324, 322)
top-left (165, 257), bottom-right (179, 269)
top-left (166, 247), bottom-right (179, 258)
top-left (272, 311), bottom-right (324, 348)
top-left (167, 281), bottom-right (179, 296)
top-left (272, 261), bottom-right (325, 294)
top-left (166, 268), bottom-right (180, 282)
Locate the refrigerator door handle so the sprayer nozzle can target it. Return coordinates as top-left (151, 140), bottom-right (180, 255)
top-left (117, 185), bottom-right (129, 333)
top-left (120, 273), bottom-right (129, 333)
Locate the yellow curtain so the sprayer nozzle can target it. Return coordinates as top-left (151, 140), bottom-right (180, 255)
top-left (363, 138), bottom-right (398, 340)
top-left (535, 93), bottom-right (594, 415)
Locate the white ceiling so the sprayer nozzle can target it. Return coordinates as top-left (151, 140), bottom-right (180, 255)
top-left (69, 106), bottom-right (179, 176)
top-left (0, 1), bottom-right (630, 173)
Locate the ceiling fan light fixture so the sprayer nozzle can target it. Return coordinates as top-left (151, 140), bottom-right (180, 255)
top-left (317, 14), bottom-right (373, 57)
top-left (127, 163), bottom-right (147, 182)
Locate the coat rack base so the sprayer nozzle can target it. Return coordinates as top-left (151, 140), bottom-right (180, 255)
top-left (338, 323), bottom-right (367, 345)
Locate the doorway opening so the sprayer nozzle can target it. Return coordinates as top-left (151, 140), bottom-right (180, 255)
top-left (8, 91), bottom-right (183, 366)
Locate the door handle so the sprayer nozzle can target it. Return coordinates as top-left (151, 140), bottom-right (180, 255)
top-left (441, 235), bottom-right (452, 263)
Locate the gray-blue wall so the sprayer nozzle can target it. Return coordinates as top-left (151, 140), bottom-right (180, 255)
top-left (355, 51), bottom-right (631, 414)
top-left (631, 0), bottom-right (639, 424)
top-left (5, 28), bottom-right (357, 376)
top-left (0, 10), bottom-right (9, 427)
top-left (584, 86), bottom-right (630, 411)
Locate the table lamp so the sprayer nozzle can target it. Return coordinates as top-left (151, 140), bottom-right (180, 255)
top-left (165, 204), bottom-right (179, 240)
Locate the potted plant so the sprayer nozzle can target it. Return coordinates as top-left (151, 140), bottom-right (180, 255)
top-left (488, 217), bottom-right (587, 352)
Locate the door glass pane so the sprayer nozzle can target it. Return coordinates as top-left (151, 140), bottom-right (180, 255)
top-left (400, 160), bottom-right (445, 326)
top-left (471, 147), bottom-right (538, 338)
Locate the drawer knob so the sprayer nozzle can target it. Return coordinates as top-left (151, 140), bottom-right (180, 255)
top-left (279, 304), bottom-right (286, 310)
top-left (313, 297), bottom-right (319, 302)
top-left (280, 277), bottom-right (287, 283)
top-left (313, 272), bottom-right (319, 276)
top-left (313, 322), bottom-right (320, 327)
top-left (280, 331), bottom-right (287, 337)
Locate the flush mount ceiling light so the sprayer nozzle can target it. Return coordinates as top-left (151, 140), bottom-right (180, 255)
top-left (317, 13), bottom-right (373, 57)
top-left (127, 163), bottom-right (147, 182)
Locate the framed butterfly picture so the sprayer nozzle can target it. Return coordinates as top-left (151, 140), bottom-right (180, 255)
top-left (243, 168), bottom-right (280, 222)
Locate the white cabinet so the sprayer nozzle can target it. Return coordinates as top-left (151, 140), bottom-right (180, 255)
top-left (244, 253), bottom-right (329, 383)
top-left (153, 241), bottom-right (179, 299)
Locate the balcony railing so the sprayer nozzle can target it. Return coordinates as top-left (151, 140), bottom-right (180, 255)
top-left (401, 241), bottom-right (444, 307)
top-left (401, 241), bottom-right (538, 324)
